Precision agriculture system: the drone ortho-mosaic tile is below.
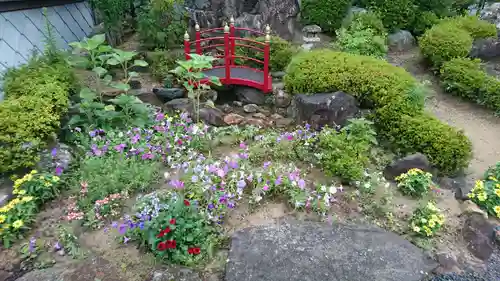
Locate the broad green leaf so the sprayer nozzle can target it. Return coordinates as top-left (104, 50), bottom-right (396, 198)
top-left (128, 71), bottom-right (139, 78)
top-left (92, 67), bottom-right (108, 77)
top-left (102, 74), bottom-right (112, 84)
top-left (68, 41), bottom-right (82, 49)
top-left (87, 34), bottom-right (106, 50)
top-left (209, 76), bottom-right (222, 86)
top-left (106, 57), bottom-right (120, 66)
top-left (110, 82), bottom-right (131, 92)
top-left (133, 59), bottom-right (148, 67)
top-left (79, 87), bottom-right (97, 101)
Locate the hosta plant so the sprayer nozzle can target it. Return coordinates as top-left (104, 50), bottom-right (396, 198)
top-left (395, 168), bottom-right (434, 198)
top-left (409, 201), bottom-right (445, 237)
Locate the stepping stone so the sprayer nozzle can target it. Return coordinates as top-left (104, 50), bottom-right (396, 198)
top-left (225, 219), bottom-right (437, 281)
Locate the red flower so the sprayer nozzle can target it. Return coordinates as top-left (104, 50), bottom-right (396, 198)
top-left (169, 218), bottom-right (176, 225)
top-left (177, 140), bottom-right (183, 145)
top-left (166, 240), bottom-right (176, 249)
top-left (193, 247), bottom-right (201, 255)
top-left (163, 226), bottom-right (171, 234)
top-left (156, 227), bottom-right (171, 238)
top-left (157, 242), bottom-right (167, 251)
top-left (184, 199), bottom-right (190, 206)
top-left (188, 248), bottom-right (193, 254)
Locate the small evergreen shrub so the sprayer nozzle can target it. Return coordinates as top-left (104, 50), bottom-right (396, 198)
top-left (333, 24), bottom-right (388, 59)
top-left (301, 0), bottom-right (352, 33)
top-left (344, 11), bottom-right (386, 36)
top-left (284, 49), bottom-right (472, 174)
top-left (0, 58), bottom-right (74, 173)
top-left (235, 35), bottom-right (297, 72)
top-left (363, 0), bottom-right (416, 31)
top-left (411, 11), bottom-right (440, 36)
top-left (441, 15), bottom-right (497, 40)
top-left (419, 23), bottom-right (472, 68)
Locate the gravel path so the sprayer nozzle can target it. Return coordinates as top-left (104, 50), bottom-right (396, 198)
top-left (388, 50), bottom-right (500, 281)
top-left (387, 49), bottom-right (500, 180)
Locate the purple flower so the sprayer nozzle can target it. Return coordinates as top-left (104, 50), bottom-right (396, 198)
top-left (53, 241), bottom-right (62, 251)
top-left (191, 175), bottom-right (198, 183)
top-left (228, 202), bottom-right (235, 209)
top-left (29, 237), bottom-right (36, 252)
top-left (114, 143), bottom-right (126, 152)
top-left (123, 236), bottom-right (130, 244)
top-left (74, 127), bottom-right (82, 132)
top-left (131, 134), bottom-right (141, 144)
top-left (103, 227), bottom-right (109, 233)
top-left (156, 112), bottom-right (165, 121)
top-left (298, 179), bottom-right (306, 189)
top-left (208, 203), bottom-right (214, 209)
top-left (237, 180), bottom-right (246, 189)
top-left (89, 130), bottom-right (96, 137)
top-left (169, 180), bottom-right (185, 189)
top-left (118, 224), bottom-right (128, 235)
top-left (141, 153), bottom-right (154, 160)
top-left (229, 161), bottom-right (239, 169)
top-left (239, 142), bottom-right (247, 149)
top-left (263, 162), bottom-right (271, 169)
top-left (55, 166), bottom-right (63, 176)
top-left (305, 123), bottom-right (311, 130)
top-left (111, 221), bottom-right (118, 228)
top-left (51, 148), bottom-right (57, 157)
top-left (139, 222), bottom-right (145, 230)
top-left (274, 177), bottom-right (282, 185)
top-left (216, 169), bottom-right (226, 178)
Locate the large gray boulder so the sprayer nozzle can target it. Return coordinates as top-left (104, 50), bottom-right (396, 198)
top-left (294, 92), bottom-right (360, 130)
top-left (384, 153), bottom-right (432, 180)
top-left (225, 219), bottom-right (437, 281)
top-left (388, 30), bottom-right (416, 52)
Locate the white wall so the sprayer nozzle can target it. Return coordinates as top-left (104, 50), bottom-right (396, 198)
top-left (0, 1), bottom-right (94, 99)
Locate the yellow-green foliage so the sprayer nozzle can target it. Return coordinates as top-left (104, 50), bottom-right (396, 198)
top-left (284, 49), bottom-right (472, 175)
top-left (419, 15), bottom-right (497, 67)
top-left (0, 58), bottom-right (74, 173)
top-left (441, 57), bottom-right (500, 114)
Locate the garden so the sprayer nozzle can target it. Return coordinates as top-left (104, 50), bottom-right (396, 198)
top-left (1, 0), bottom-right (500, 281)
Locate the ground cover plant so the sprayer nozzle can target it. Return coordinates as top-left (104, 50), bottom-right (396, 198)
top-left (468, 161), bottom-right (500, 218)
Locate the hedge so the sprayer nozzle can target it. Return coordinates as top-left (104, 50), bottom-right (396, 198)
top-left (284, 49), bottom-right (472, 175)
top-left (0, 58), bottom-right (74, 173)
top-left (419, 15), bottom-right (497, 68)
top-left (441, 57), bottom-right (500, 114)
top-left (301, 0), bottom-right (352, 33)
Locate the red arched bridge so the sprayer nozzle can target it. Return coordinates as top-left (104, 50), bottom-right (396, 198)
top-left (183, 18), bottom-right (272, 93)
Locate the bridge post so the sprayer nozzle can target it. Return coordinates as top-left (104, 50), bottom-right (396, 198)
top-left (229, 16), bottom-right (235, 66)
top-left (184, 31), bottom-right (191, 60)
top-left (263, 25), bottom-right (271, 92)
top-left (224, 23), bottom-right (231, 84)
top-left (195, 23), bottom-right (202, 55)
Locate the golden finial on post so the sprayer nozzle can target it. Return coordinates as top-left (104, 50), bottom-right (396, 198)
top-left (195, 22), bottom-right (200, 31)
top-left (265, 24), bottom-right (271, 42)
top-left (229, 16), bottom-right (234, 25)
top-left (184, 31), bottom-right (190, 41)
top-left (224, 22), bottom-right (230, 33)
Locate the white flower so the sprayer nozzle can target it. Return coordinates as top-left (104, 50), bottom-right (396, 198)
top-left (363, 182), bottom-right (371, 190)
top-left (329, 186), bottom-right (337, 194)
top-left (163, 171), bottom-right (170, 179)
top-left (320, 185), bottom-right (327, 192)
top-left (255, 196), bottom-right (262, 202)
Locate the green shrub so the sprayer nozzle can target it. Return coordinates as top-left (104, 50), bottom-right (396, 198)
top-left (395, 168), bottom-right (434, 198)
top-left (419, 23), bottom-right (472, 68)
top-left (467, 163), bottom-right (500, 218)
top-left (344, 11), bottom-right (386, 36)
top-left (411, 11), bottom-right (440, 36)
top-left (0, 58), bottom-right (74, 173)
top-left (440, 57), bottom-right (500, 113)
top-left (441, 15), bottom-right (497, 40)
top-left (363, 0), bottom-right (416, 31)
top-left (235, 36), bottom-right (297, 72)
top-left (284, 49), bottom-right (472, 174)
top-left (333, 25), bottom-right (388, 59)
top-left (301, 0), bottom-right (352, 33)
top-left (413, 0), bottom-right (454, 17)
top-left (147, 51), bottom-right (183, 82)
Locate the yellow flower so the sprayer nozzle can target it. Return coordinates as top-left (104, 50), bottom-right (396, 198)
top-left (0, 215), bottom-right (6, 224)
top-left (3, 224), bottom-right (10, 229)
top-left (478, 192), bottom-right (487, 202)
top-left (39, 176), bottom-right (45, 180)
top-left (423, 226), bottom-right (432, 236)
top-left (474, 180), bottom-right (484, 191)
top-left (495, 189), bottom-right (500, 197)
top-left (21, 196), bottom-right (34, 203)
top-left (413, 226), bottom-right (421, 233)
top-left (12, 220), bottom-right (23, 229)
top-left (428, 220), bottom-right (436, 228)
top-left (0, 206), bottom-right (10, 213)
top-left (30, 170), bottom-right (37, 175)
top-left (17, 189), bottom-right (26, 195)
top-left (426, 202), bottom-right (439, 212)
top-left (44, 182), bottom-right (52, 187)
top-left (468, 192), bottom-right (475, 199)
top-left (494, 206), bottom-right (500, 216)
top-left (52, 176), bottom-right (60, 182)
top-left (421, 218), bottom-right (427, 223)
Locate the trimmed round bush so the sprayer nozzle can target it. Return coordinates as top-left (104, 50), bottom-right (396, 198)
top-left (301, 0), bottom-right (352, 33)
top-left (284, 49), bottom-right (472, 174)
top-left (419, 24), bottom-right (472, 68)
top-left (441, 15), bottom-right (497, 40)
top-left (235, 35), bottom-right (297, 72)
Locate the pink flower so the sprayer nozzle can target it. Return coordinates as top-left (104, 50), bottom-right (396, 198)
top-left (263, 185), bottom-right (269, 191)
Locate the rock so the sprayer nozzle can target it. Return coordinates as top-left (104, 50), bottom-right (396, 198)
top-left (480, 3), bottom-right (500, 32)
top-left (128, 79), bottom-right (142, 90)
top-left (221, 103), bottom-right (233, 113)
top-left (0, 270), bottom-right (12, 281)
top-left (462, 212), bottom-right (495, 261)
top-left (225, 219), bottom-right (437, 281)
top-left (270, 113), bottom-right (284, 119)
top-left (202, 89), bottom-right (218, 102)
top-left (243, 104), bottom-right (259, 113)
top-left (274, 88), bottom-right (291, 108)
top-left (437, 176), bottom-right (470, 200)
top-left (153, 87), bottom-right (185, 103)
top-left (495, 225), bottom-right (500, 245)
top-left (164, 98), bottom-right (192, 112)
top-left (258, 107), bottom-right (271, 116)
top-left (235, 86), bottom-right (265, 105)
top-left (0, 178), bottom-right (13, 208)
top-left (460, 200), bottom-right (488, 219)
top-left (388, 30), bottom-right (416, 52)
top-left (271, 71), bottom-right (286, 79)
top-left (198, 107), bottom-right (226, 126)
top-left (252, 112), bottom-right (267, 119)
top-left (470, 38), bottom-right (500, 59)
top-left (275, 107), bottom-right (287, 117)
top-left (224, 113), bottom-right (245, 125)
top-left (136, 92), bottom-right (164, 107)
top-left (150, 269), bottom-right (202, 281)
top-left (275, 118), bottom-right (293, 128)
top-left (383, 153), bottom-right (431, 180)
top-left (37, 142), bottom-right (74, 172)
top-left (232, 101), bottom-right (243, 107)
top-left (243, 118), bottom-right (268, 128)
top-left (434, 252), bottom-right (462, 274)
top-left (294, 92), bottom-right (360, 130)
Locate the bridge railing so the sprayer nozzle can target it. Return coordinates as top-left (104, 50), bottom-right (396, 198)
top-left (183, 17), bottom-right (271, 91)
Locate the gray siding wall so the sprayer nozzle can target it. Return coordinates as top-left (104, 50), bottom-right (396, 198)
top-left (0, 1), bottom-right (94, 99)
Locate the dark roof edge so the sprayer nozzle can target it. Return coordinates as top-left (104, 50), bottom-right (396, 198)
top-left (0, 0), bottom-right (87, 13)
